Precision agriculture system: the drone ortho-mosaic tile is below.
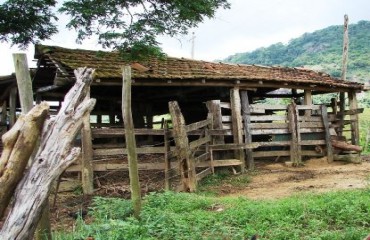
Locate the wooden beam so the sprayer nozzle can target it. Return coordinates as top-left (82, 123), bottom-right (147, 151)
top-left (288, 102), bottom-right (302, 166)
top-left (304, 90), bottom-right (312, 117)
top-left (81, 89), bottom-right (94, 194)
top-left (9, 87), bottom-right (17, 128)
top-left (122, 66), bottom-right (141, 219)
top-left (240, 91), bottom-right (254, 170)
top-left (164, 121), bottom-right (171, 191)
top-left (230, 88), bottom-right (245, 172)
top-left (348, 91), bottom-right (360, 146)
top-left (321, 105), bottom-right (334, 163)
top-left (1, 101), bottom-right (7, 125)
top-left (339, 15), bottom-right (349, 133)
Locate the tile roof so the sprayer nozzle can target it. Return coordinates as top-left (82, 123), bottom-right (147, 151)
top-left (35, 44), bottom-right (363, 90)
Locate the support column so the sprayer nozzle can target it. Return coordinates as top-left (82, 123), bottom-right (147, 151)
top-left (206, 100), bottom-right (224, 160)
top-left (288, 102), bottom-right (302, 166)
top-left (348, 91), bottom-right (359, 146)
top-left (81, 89), bottom-right (94, 194)
top-left (1, 101), bottom-right (7, 125)
top-left (321, 105), bottom-right (334, 163)
top-left (240, 91), bottom-right (254, 170)
top-left (304, 90), bottom-right (312, 117)
top-left (9, 87), bottom-right (17, 128)
top-left (230, 88), bottom-right (245, 172)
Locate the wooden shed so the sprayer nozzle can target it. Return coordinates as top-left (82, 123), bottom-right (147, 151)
top-left (0, 44), bottom-right (364, 191)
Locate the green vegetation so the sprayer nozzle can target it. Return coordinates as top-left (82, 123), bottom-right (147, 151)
top-left (54, 189), bottom-right (370, 240)
top-left (359, 108), bottom-right (370, 152)
top-left (1, 0), bottom-right (229, 58)
top-left (224, 20), bottom-right (370, 83)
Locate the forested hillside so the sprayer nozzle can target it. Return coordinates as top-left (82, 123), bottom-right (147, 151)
top-left (224, 20), bottom-right (370, 83)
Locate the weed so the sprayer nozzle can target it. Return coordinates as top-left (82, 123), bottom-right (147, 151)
top-left (54, 189), bottom-right (370, 240)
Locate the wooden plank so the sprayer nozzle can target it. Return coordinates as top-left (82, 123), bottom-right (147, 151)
top-left (189, 135), bottom-right (211, 150)
top-left (92, 128), bottom-right (165, 138)
top-left (210, 143), bottom-right (260, 151)
top-left (249, 104), bottom-right (287, 111)
top-left (241, 91), bottom-right (254, 170)
top-left (94, 146), bottom-right (166, 156)
top-left (253, 151), bottom-right (290, 158)
top-left (250, 115), bottom-right (287, 121)
top-left (206, 100), bottom-right (225, 146)
top-left (300, 140), bottom-right (326, 146)
top-left (300, 122), bottom-right (324, 128)
top-left (220, 102), bottom-right (230, 109)
top-left (195, 152), bottom-right (210, 163)
top-left (196, 168), bottom-right (212, 181)
top-left (196, 159), bottom-right (242, 168)
top-left (185, 118), bottom-right (212, 132)
top-left (230, 88), bottom-right (245, 171)
top-left (250, 122), bottom-right (288, 129)
top-left (251, 129), bottom-right (289, 135)
top-left (253, 141), bottom-right (291, 147)
top-left (321, 105), bottom-right (334, 163)
top-left (169, 101), bottom-right (197, 192)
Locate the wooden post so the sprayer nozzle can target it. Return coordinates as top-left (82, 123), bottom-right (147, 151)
top-left (240, 91), bottom-right (254, 170)
top-left (206, 100), bottom-right (225, 160)
top-left (321, 105), bottom-right (334, 163)
top-left (121, 66), bottom-right (141, 219)
top-left (288, 102), bottom-right (302, 166)
top-left (9, 87), bottom-right (17, 128)
top-left (13, 53), bottom-right (52, 240)
top-left (81, 89), bottom-right (94, 194)
top-left (339, 15), bottom-right (349, 134)
top-left (164, 120), bottom-right (171, 190)
top-left (168, 101), bottom-right (197, 192)
top-left (1, 101), bottom-right (7, 124)
top-left (348, 91), bottom-right (360, 146)
top-left (13, 54), bottom-right (34, 114)
top-left (304, 90), bottom-right (312, 117)
top-left (230, 88), bottom-right (245, 172)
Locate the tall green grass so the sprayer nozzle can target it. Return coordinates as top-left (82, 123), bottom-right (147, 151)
top-left (54, 189), bottom-right (370, 240)
top-left (359, 108), bottom-right (370, 152)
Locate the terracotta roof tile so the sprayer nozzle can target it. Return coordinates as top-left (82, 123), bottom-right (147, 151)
top-left (35, 44), bottom-right (363, 90)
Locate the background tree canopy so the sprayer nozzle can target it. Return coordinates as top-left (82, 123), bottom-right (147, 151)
top-left (0, 0), bottom-right (230, 58)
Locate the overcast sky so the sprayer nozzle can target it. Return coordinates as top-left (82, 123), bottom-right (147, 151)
top-left (1, 0), bottom-right (370, 75)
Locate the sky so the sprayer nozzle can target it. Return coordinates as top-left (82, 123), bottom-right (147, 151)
top-left (1, 0), bottom-right (370, 75)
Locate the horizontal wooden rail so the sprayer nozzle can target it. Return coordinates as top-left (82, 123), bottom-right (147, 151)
top-left (185, 118), bottom-right (212, 132)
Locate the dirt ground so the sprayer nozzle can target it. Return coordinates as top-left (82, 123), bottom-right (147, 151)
top-left (226, 157), bottom-right (370, 200)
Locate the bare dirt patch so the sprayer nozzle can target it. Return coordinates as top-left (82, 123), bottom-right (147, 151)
top-left (227, 157), bottom-right (370, 200)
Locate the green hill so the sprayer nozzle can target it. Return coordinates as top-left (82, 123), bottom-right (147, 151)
top-left (223, 20), bottom-right (370, 83)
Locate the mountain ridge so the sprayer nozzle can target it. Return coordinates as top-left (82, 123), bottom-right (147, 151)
top-left (223, 20), bottom-right (370, 83)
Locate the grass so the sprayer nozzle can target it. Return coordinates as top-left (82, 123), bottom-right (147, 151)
top-left (359, 108), bottom-right (370, 153)
top-left (54, 189), bottom-right (370, 240)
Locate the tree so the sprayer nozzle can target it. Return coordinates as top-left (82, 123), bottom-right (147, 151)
top-left (0, 0), bottom-right (230, 57)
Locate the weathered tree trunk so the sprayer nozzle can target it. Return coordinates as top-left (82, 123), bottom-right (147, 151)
top-left (0, 103), bottom-right (49, 219)
top-left (121, 66), bottom-right (141, 219)
top-left (331, 139), bottom-right (362, 152)
top-left (0, 68), bottom-right (96, 240)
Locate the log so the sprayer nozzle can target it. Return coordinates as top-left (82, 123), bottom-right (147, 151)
top-left (331, 139), bottom-right (362, 152)
top-left (0, 68), bottom-right (96, 240)
top-left (0, 103), bottom-right (49, 219)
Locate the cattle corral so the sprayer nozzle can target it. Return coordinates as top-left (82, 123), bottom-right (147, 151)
top-left (0, 44), bottom-right (365, 192)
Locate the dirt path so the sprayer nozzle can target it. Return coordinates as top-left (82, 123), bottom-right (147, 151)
top-left (228, 157), bottom-right (370, 200)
